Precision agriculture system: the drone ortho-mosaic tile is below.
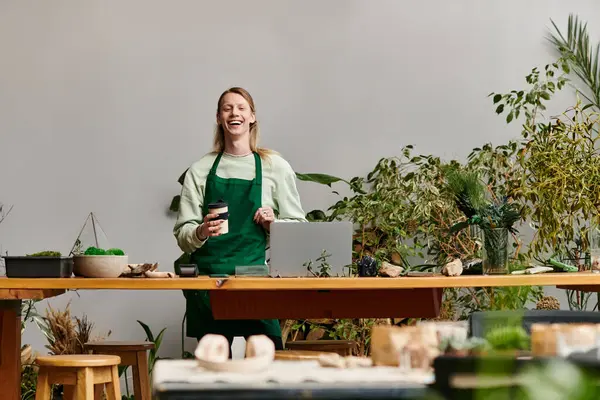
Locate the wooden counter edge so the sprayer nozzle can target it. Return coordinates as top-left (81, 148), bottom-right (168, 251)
top-left (0, 272), bottom-right (599, 290)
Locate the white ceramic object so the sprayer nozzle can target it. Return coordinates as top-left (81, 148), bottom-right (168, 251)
top-left (73, 255), bottom-right (129, 278)
top-left (194, 334), bottom-right (275, 373)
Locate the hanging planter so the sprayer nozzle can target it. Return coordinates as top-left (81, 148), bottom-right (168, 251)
top-left (483, 228), bottom-right (509, 275)
top-left (69, 212), bottom-right (128, 278)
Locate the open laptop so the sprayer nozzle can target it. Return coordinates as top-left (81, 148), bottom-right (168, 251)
top-left (268, 221), bottom-right (353, 277)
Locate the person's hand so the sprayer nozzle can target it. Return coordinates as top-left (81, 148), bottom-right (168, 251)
top-left (254, 206), bottom-right (275, 231)
top-left (196, 213), bottom-right (224, 240)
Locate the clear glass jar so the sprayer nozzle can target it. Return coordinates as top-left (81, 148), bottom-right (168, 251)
top-left (483, 227), bottom-right (509, 275)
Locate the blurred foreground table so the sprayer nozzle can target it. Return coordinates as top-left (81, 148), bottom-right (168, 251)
top-left (152, 359), bottom-right (433, 399)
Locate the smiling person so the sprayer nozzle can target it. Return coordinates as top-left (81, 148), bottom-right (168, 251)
top-left (173, 87), bottom-right (306, 353)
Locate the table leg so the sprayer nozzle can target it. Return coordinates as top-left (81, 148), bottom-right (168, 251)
top-left (0, 300), bottom-right (21, 400)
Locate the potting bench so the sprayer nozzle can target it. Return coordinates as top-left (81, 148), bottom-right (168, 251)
top-left (2, 273), bottom-right (600, 399)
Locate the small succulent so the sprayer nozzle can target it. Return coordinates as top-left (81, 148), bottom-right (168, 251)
top-left (485, 325), bottom-right (530, 351)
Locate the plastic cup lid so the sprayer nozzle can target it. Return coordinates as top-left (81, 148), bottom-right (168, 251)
top-left (208, 200), bottom-right (228, 209)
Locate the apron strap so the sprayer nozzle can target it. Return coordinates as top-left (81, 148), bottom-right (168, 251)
top-left (208, 152), bottom-right (224, 177)
top-left (253, 152), bottom-right (262, 184)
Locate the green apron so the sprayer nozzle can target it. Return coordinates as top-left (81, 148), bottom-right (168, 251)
top-left (183, 152), bottom-right (281, 340)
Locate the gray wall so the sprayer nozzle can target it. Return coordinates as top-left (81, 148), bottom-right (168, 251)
top-left (1, 0), bottom-right (599, 379)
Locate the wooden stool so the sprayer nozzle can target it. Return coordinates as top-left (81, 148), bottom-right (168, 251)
top-left (84, 341), bottom-right (155, 400)
top-left (34, 354), bottom-right (121, 400)
top-left (275, 350), bottom-right (330, 360)
top-left (285, 340), bottom-right (358, 356)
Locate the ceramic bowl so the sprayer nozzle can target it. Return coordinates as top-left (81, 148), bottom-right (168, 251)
top-left (73, 255), bottom-right (129, 278)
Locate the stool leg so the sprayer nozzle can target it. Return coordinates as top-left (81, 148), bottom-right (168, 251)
top-left (34, 369), bottom-right (51, 400)
top-left (133, 351), bottom-right (151, 400)
top-left (94, 384), bottom-right (105, 400)
top-left (75, 367), bottom-right (94, 399)
top-left (105, 365), bottom-right (121, 400)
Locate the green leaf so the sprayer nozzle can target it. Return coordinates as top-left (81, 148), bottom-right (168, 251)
top-left (306, 209), bottom-right (327, 221)
top-left (449, 221), bottom-right (470, 234)
top-left (496, 104), bottom-right (505, 114)
top-left (493, 94), bottom-right (502, 104)
top-left (118, 365), bottom-right (128, 377)
top-left (582, 103), bottom-right (595, 111)
top-left (506, 112), bottom-right (514, 123)
top-left (540, 92), bottom-right (551, 100)
top-left (137, 320), bottom-right (154, 342)
top-left (155, 327), bottom-right (167, 351)
top-left (295, 172), bottom-right (349, 187)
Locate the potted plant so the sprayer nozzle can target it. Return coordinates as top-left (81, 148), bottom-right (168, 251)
top-left (3, 250), bottom-right (74, 278)
top-left (73, 246), bottom-right (128, 278)
top-left (444, 168), bottom-right (523, 275)
top-left (490, 55), bottom-right (600, 262)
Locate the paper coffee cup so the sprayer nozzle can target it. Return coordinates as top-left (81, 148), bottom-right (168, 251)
top-left (208, 200), bottom-right (229, 235)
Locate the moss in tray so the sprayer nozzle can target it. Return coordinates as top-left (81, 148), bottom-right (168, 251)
top-left (26, 251), bottom-right (62, 257)
top-left (83, 246), bottom-right (125, 256)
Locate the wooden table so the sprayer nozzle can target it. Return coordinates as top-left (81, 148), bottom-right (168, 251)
top-left (2, 272), bottom-right (600, 399)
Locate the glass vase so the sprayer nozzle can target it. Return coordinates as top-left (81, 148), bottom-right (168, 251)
top-left (483, 227), bottom-right (509, 275)
top-left (589, 226), bottom-right (600, 273)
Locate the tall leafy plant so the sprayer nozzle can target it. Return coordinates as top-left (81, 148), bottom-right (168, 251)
top-left (549, 14), bottom-right (600, 110)
top-left (491, 58), bottom-right (600, 258)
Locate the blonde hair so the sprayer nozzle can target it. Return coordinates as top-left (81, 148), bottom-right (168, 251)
top-left (213, 87), bottom-right (273, 159)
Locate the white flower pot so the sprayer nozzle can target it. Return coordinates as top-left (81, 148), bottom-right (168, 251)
top-left (73, 255), bottom-right (129, 278)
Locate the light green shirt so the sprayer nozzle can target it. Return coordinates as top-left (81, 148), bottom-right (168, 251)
top-left (173, 152), bottom-right (306, 253)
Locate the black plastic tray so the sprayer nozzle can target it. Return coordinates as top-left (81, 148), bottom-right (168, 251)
top-left (3, 256), bottom-right (74, 278)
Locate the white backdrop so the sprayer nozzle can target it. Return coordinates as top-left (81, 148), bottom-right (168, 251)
top-left (1, 0), bottom-right (599, 374)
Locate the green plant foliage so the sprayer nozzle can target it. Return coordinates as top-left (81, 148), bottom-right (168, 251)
top-left (492, 56), bottom-right (600, 257)
top-left (84, 246), bottom-right (106, 255)
top-left (445, 169), bottom-right (523, 236)
top-left (298, 146), bottom-right (481, 266)
top-left (485, 326), bottom-right (530, 351)
top-left (105, 248), bottom-right (125, 255)
top-left (304, 250), bottom-right (333, 277)
top-left (20, 365), bottom-right (38, 400)
top-left (445, 169), bottom-right (486, 219)
top-left (137, 320), bottom-right (166, 376)
top-left (549, 14), bottom-right (600, 110)
top-left (83, 246), bottom-right (125, 255)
